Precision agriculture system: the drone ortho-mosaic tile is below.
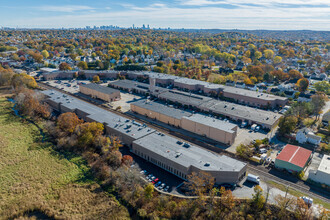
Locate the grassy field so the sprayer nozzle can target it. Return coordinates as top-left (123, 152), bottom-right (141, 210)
top-left (0, 96), bottom-right (130, 219)
top-left (266, 180), bottom-right (330, 210)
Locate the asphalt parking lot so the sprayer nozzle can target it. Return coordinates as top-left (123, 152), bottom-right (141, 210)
top-left (120, 146), bottom-right (184, 195)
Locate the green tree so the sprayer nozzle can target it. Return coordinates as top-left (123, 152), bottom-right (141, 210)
top-left (236, 144), bottom-right (253, 159)
top-left (278, 116), bottom-right (298, 136)
top-left (252, 185), bottom-right (265, 210)
top-left (264, 49), bottom-right (274, 59)
top-left (314, 81), bottom-right (330, 95)
top-left (310, 94), bottom-right (326, 119)
top-left (93, 75), bottom-right (100, 82)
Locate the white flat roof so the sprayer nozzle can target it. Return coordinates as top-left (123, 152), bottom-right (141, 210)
top-left (318, 154), bottom-right (330, 174)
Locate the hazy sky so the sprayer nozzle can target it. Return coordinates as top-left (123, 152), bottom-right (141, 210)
top-left (1, 0), bottom-right (330, 30)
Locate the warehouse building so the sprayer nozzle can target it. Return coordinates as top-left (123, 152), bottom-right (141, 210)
top-left (181, 114), bottom-right (237, 145)
top-left (41, 90), bottom-right (155, 145)
top-left (275, 144), bottom-right (312, 173)
top-left (79, 83), bottom-right (121, 102)
top-left (109, 80), bottom-right (151, 95)
top-left (308, 154), bottom-right (330, 186)
top-left (132, 132), bottom-right (247, 184)
top-left (200, 100), bottom-right (281, 130)
top-left (131, 100), bottom-right (238, 145)
top-left (131, 99), bottom-right (192, 127)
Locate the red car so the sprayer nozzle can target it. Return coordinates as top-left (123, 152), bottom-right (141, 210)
top-left (152, 178), bottom-right (159, 184)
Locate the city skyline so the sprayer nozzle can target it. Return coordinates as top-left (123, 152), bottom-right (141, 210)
top-left (0, 0), bottom-right (330, 30)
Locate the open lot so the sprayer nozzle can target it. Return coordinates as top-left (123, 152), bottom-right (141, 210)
top-left (0, 97), bottom-right (129, 219)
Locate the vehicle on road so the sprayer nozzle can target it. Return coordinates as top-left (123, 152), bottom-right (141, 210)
top-left (246, 174), bottom-right (260, 184)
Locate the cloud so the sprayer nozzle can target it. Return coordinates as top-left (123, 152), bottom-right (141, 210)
top-left (36, 5), bottom-right (95, 13)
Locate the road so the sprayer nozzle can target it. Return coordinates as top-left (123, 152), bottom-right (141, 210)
top-left (38, 82), bottom-right (330, 205)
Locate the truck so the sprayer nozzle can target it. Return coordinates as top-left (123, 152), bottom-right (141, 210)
top-left (300, 196), bottom-right (313, 206)
top-left (247, 174), bottom-right (260, 184)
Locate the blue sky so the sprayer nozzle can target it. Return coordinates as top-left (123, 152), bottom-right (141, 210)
top-left (1, 0), bottom-right (330, 30)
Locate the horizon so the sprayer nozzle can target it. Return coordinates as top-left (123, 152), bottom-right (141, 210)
top-left (1, 0), bottom-right (330, 31)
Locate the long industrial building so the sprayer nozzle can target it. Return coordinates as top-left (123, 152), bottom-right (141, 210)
top-left (80, 83), bottom-right (121, 102)
top-left (41, 89), bottom-right (247, 184)
top-left (132, 132), bottom-right (247, 184)
top-left (43, 70), bottom-right (287, 109)
top-left (112, 80), bottom-right (281, 130)
top-left (130, 99), bottom-right (238, 145)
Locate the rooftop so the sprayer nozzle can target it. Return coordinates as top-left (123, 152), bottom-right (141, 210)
top-left (221, 86), bottom-right (288, 101)
top-left (183, 114), bottom-right (237, 133)
top-left (318, 154), bottom-right (330, 174)
top-left (131, 99), bottom-right (192, 119)
top-left (109, 80), bottom-right (149, 91)
top-left (200, 100), bottom-right (281, 126)
top-left (80, 83), bottom-right (120, 95)
top-left (276, 144), bottom-right (312, 168)
top-left (41, 90), bottom-right (155, 140)
top-left (158, 90), bottom-right (213, 107)
top-left (133, 132), bottom-right (246, 172)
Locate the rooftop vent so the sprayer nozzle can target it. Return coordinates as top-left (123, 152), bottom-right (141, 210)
top-left (175, 152), bottom-right (182, 158)
top-left (183, 143), bottom-right (190, 148)
top-left (204, 162), bottom-right (210, 167)
top-left (176, 141), bottom-right (183, 145)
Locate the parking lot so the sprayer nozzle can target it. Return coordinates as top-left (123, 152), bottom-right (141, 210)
top-left (120, 146), bottom-right (184, 195)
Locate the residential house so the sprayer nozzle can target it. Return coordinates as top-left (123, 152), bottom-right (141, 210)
top-left (296, 128), bottom-right (322, 145)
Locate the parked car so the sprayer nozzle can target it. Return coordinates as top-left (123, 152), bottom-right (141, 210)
top-left (164, 186), bottom-right (170, 192)
top-left (251, 124), bottom-right (257, 131)
top-left (149, 176), bottom-right (156, 182)
top-left (241, 121), bottom-right (247, 128)
top-left (158, 183), bottom-right (166, 190)
top-left (255, 126), bottom-right (260, 132)
top-left (265, 157), bottom-right (272, 164)
top-left (219, 183), bottom-right (236, 190)
top-left (300, 196), bottom-right (313, 206)
top-left (147, 174), bottom-right (153, 180)
top-left (155, 181), bottom-right (162, 187)
top-left (269, 161), bottom-right (275, 168)
top-left (259, 148), bottom-right (268, 154)
top-left (152, 178), bottom-right (159, 184)
top-left (246, 174), bottom-right (260, 184)
top-left (140, 170), bottom-right (147, 174)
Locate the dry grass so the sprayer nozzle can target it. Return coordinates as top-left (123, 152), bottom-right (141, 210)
top-left (0, 97), bottom-right (130, 219)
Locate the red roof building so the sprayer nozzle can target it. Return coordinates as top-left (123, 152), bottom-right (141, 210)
top-left (275, 144), bottom-right (312, 173)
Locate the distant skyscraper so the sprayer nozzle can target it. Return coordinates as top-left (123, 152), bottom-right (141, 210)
top-left (133, 24), bottom-right (135, 29)
top-left (147, 24), bottom-right (150, 29)
top-left (142, 24), bottom-right (146, 29)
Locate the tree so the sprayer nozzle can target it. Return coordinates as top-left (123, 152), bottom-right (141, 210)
top-left (264, 49), bottom-right (274, 59)
top-left (93, 75), bottom-right (100, 82)
top-left (278, 116), bottom-right (298, 136)
top-left (144, 183), bottom-right (154, 199)
top-left (57, 112), bottom-right (83, 133)
top-left (77, 61), bottom-right (88, 70)
top-left (274, 56), bottom-right (282, 64)
top-left (122, 155), bottom-right (133, 166)
top-left (11, 73), bottom-right (37, 89)
top-left (296, 78), bottom-right (309, 92)
top-left (248, 66), bottom-right (264, 79)
top-left (288, 69), bottom-right (303, 80)
top-left (41, 50), bottom-right (49, 59)
top-left (254, 51), bottom-right (262, 60)
top-left (310, 94), bottom-right (326, 119)
top-left (314, 81), bottom-right (330, 95)
top-left (275, 193), bottom-right (295, 219)
top-left (294, 197), bottom-right (312, 220)
top-left (236, 144), bottom-right (253, 159)
top-left (185, 171), bottom-right (215, 196)
top-left (251, 185), bottom-right (265, 210)
top-left (75, 122), bottom-right (104, 150)
top-left (59, 62), bottom-right (71, 71)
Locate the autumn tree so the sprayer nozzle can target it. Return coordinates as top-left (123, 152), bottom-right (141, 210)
top-left (59, 62), bottom-right (71, 71)
top-left (93, 75), bottom-right (100, 82)
top-left (122, 155), bottom-right (133, 166)
top-left (41, 50), bottom-right (49, 59)
top-left (294, 198), bottom-right (313, 220)
top-left (296, 78), bottom-right (309, 92)
top-left (75, 122), bottom-right (105, 150)
top-left (11, 73), bottom-right (37, 89)
top-left (144, 183), bottom-right (154, 199)
top-left (314, 81), bottom-right (330, 95)
top-left (264, 49), bottom-right (274, 59)
top-left (57, 112), bottom-right (83, 133)
top-left (77, 61), bottom-right (88, 70)
top-left (274, 56), bottom-right (282, 64)
top-left (185, 171), bottom-right (215, 196)
top-left (288, 69), bottom-right (303, 80)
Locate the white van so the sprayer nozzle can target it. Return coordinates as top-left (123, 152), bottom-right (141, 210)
top-left (247, 174), bottom-right (260, 184)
